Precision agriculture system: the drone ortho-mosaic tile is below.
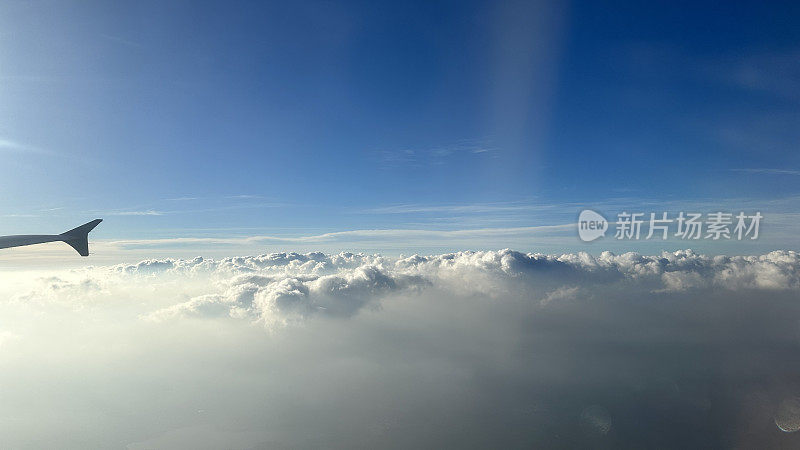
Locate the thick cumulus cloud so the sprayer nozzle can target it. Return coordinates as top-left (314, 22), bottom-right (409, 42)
top-left (1, 249), bottom-right (800, 448)
top-left (90, 249), bottom-right (800, 318)
top-left (117, 249), bottom-right (800, 324)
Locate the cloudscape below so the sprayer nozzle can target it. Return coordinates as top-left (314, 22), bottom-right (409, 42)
top-left (1, 249), bottom-right (799, 448)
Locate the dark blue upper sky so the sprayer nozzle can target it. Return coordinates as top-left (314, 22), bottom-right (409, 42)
top-left (1, 0), bottom-right (799, 254)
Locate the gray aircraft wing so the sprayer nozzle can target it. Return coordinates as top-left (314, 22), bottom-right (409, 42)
top-left (0, 219), bottom-right (103, 256)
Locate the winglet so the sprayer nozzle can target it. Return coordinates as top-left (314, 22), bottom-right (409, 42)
top-left (60, 219), bottom-right (103, 257)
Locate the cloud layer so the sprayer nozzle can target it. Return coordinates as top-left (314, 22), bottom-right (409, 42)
top-left (1, 249), bottom-right (800, 448)
top-left (115, 248), bottom-right (800, 323)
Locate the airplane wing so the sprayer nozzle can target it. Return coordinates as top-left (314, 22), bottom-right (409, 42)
top-left (0, 219), bottom-right (103, 256)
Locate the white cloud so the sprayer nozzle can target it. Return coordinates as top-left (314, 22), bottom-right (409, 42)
top-left (732, 168), bottom-right (800, 176)
top-left (365, 201), bottom-right (558, 214)
top-left (1, 249), bottom-right (799, 448)
top-left (106, 210), bottom-right (165, 216)
top-left (540, 285), bottom-right (582, 305)
top-left (0, 138), bottom-right (51, 155)
top-left (14, 248), bottom-right (797, 324)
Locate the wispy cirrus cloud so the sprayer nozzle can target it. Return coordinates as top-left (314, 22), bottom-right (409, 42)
top-left (164, 194), bottom-right (265, 202)
top-left (732, 168), bottom-right (800, 176)
top-left (163, 196), bottom-right (200, 202)
top-left (105, 224), bottom-right (576, 248)
top-left (97, 198), bottom-right (280, 217)
top-left (0, 138), bottom-right (49, 155)
top-left (105, 210), bottom-right (165, 216)
top-left (715, 48), bottom-right (800, 101)
top-left (377, 139), bottom-right (496, 168)
top-left (365, 201), bottom-right (559, 215)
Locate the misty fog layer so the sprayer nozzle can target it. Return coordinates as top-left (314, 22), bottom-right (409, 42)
top-left (1, 249), bottom-right (800, 449)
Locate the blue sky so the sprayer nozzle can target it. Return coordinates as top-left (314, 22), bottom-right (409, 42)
top-left (1, 0), bottom-right (799, 259)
